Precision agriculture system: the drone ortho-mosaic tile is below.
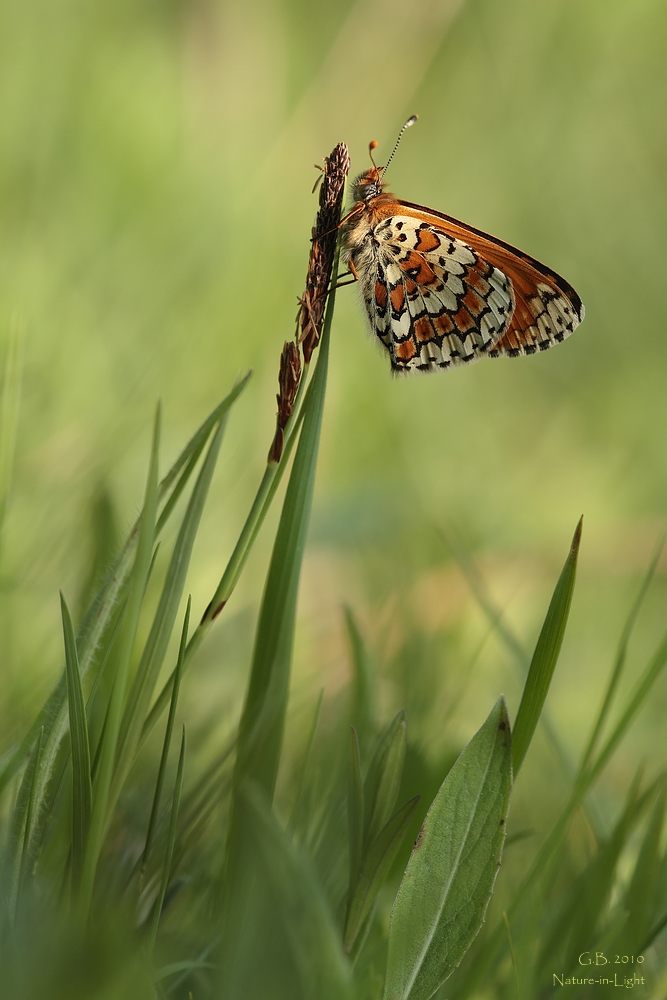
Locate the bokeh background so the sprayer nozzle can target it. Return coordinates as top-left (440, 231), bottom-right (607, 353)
top-left (1, 0), bottom-right (667, 873)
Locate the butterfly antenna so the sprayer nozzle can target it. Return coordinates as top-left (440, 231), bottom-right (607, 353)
top-left (368, 140), bottom-right (379, 168)
top-left (382, 114), bottom-right (418, 178)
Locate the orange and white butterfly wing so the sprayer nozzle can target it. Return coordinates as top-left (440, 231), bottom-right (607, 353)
top-left (353, 214), bottom-right (515, 372)
top-left (345, 189), bottom-right (584, 373)
top-left (396, 201), bottom-right (585, 360)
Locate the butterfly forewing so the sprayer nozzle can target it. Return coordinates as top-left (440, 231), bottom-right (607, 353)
top-left (397, 200), bottom-right (584, 361)
top-left (350, 213), bottom-right (515, 372)
top-left (342, 172), bottom-right (584, 374)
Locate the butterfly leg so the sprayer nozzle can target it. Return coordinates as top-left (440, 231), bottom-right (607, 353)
top-left (333, 258), bottom-right (360, 289)
top-left (311, 204), bottom-right (364, 244)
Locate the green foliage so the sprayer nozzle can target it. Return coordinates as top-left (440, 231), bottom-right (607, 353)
top-left (1, 316), bottom-right (667, 999)
top-left (384, 699), bottom-right (512, 1000)
top-left (511, 517), bottom-right (581, 775)
top-left (60, 591), bottom-right (92, 895)
top-left (1, 3), bottom-right (667, 995)
top-left (148, 723), bottom-right (186, 954)
top-left (344, 713), bottom-right (419, 958)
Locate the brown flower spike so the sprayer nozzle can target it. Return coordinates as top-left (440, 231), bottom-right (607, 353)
top-left (268, 142), bottom-right (350, 462)
top-left (268, 341), bottom-right (301, 464)
top-left (299, 141), bottom-right (350, 364)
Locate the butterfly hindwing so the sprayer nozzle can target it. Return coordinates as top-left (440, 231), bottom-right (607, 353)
top-left (362, 215), bottom-right (515, 372)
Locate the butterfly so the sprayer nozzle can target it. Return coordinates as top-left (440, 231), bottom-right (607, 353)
top-left (341, 116), bottom-right (584, 373)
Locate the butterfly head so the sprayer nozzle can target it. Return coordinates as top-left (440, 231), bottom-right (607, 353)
top-left (351, 166), bottom-right (386, 204)
top-left (351, 116), bottom-right (418, 206)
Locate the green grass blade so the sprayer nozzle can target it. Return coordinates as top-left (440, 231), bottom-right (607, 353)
top-left (383, 698), bottom-right (512, 1000)
top-left (224, 258), bottom-right (337, 892)
top-left (0, 377), bottom-right (250, 809)
top-left (112, 409), bottom-right (229, 804)
top-left (348, 727), bottom-right (364, 902)
top-left (140, 596), bottom-right (190, 883)
top-left (464, 767), bottom-right (661, 997)
top-left (155, 960), bottom-right (215, 981)
top-left (585, 627), bottom-right (667, 788)
top-left (512, 518), bottom-right (582, 776)
top-left (502, 912), bottom-right (520, 1000)
top-left (60, 592), bottom-right (92, 896)
top-left (438, 525), bottom-right (527, 666)
top-left (345, 795), bottom-right (420, 956)
top-left (175, 737), bottom-right (235, 846)
top-left (79, 403), bottom-right (160, 917)
top-left (148, 724), bottom-right (186, 954)
top-left (579, 536), bottom-right (663, 775)
top-left (439, 524), bottom-right (580, 790)
top-left (77, 481), bottom-right (118, 610)
top-left (542, 768), bottom-right (643, 974)
top-left (155, 372), bottom-right (250, 534)
top-left (288, 687), bottom-right (324, 838)
top-left (16, 726), bottom-right (44, 906)
top-left (2, 725), bottom-right (43, 918)
top-left (24, 544), bottom-right (161, 872)
top-left (419, 540), bottom-right (664, 997)
top-left (365, 715), bottom-right (407, 851)
top-left (77, 374), bottom-right (249, 659)
top-left (199, 369), bottom-right (310, 626)
top-left (140, 381), bottom-right (308, 751)
top-left (345, 607), bottom-right (375, 742)
top-left (164, 938), bottom-right (220, 995)
top-left (363, 710), bottom-right (406, 849)
top-left (621, 780), bottom-right (666, 952)
top-left (235, 783), bottom-right (352, 1000)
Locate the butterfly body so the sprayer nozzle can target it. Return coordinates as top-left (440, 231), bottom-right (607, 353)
top-left (342, 167), bottom-right (584, 374)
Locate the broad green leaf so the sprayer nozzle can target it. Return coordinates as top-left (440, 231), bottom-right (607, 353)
top-left (424, 541), bottom-right (666, 1000)
top-left (60, 592), bottom-right (92, 895)
top-left (512, 518), bottom-right (582, 775)
top-left (348, 727), bottom-right (364, 895)
top-left (383, 698), bottom-right (512, 1000)
top-left (345, 795), bottom-right (420, 955)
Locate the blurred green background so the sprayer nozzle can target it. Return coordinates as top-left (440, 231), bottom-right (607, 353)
top-left (1, 0), bottom-right (667, 858)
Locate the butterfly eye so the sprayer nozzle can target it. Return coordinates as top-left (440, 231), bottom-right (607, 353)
top-left (360, 182), bottom-right (381, 200)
